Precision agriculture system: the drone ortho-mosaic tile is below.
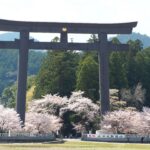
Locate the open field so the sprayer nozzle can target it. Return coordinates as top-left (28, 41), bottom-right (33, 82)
top-left (0, 141), bottom-right (150, 150)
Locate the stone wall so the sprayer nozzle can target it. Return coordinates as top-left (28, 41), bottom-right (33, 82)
top-left (82, 134), bottom-right (150, 143)
top-left (0, 133), bottom-right (56, 142)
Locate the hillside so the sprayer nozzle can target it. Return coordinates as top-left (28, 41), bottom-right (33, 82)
top-left (116, 32), bottom-right (150, 48)
top-left (0, 32), bottom-right (19, 41)
top-left (0, 32), bottom-right (47, 95)
top-left (0, 49), bottom-right (46, 95)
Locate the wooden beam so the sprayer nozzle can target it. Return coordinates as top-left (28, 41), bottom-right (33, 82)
top-left (0, 40), bottom-right (129, 51)
top-left (0, 19), bottom-right (137, 34)
top-left (0, 40), bottom-right (19, 49)
top-left (29, 42), bottom-right (98, 50)
top-left (109, 43), bottom-right (129, 51)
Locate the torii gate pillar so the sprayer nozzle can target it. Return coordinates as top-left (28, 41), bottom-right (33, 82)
top-left (98, 33), bottom-right (110, 115)
top-left (16, 31), bottom-right (29, 124)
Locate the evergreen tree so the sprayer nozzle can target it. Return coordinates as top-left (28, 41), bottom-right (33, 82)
top-left (125, 39), bottom-right (143, 87)
top-left (0, 76), bottom-right (36, 108)
top-left (0, 84), bottom-right (17, 108)
top-left (109, 38), bottom-right (128, 90)
top-left (34, 51), bottom-right (79, 98)
top-left (135, 47), bottom-right (150, 106)
top-left (76, 54), bottom-right (99, 102)
top-left (0, 49), bottom-right (45, 95)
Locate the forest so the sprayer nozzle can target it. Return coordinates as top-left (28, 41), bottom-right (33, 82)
top-left (0, 35), bottom-right (150, 136)
top-left (0, 36), bottom-right (150, 108)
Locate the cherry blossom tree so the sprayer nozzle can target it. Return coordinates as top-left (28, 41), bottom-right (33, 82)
top-left (24, 112), bottom-right (62, 134)
top-left (141, 107), bottom-right (150, 135)
top-left (28, 91), bottom-right (100, 135)
top-left (0, 105), bottom-right (22, 133)
top-left (101, 108), bottom-right (150, 135)
top-left (60, 91), bottom-right (100, 133)
top-left (27, 91), bottom-right (150, 136)
top-left (27, 94), bottom-right (67, 135)
top-left (28, 94), bottom-right (67, 116)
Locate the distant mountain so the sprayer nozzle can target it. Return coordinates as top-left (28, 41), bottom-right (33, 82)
top-left (115, 32), bottom-right (150, 49)
top-left (0, 32), bottom-right (20, 41)
top-left (0, 32), bottom-right (45, 52)
top-left (0, 32), bottom-right (33, 41)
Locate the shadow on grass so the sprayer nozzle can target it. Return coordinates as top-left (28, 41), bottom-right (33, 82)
top-left (42, 139), bottom-right (65, 144)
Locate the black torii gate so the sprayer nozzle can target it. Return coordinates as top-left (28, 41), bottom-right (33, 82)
top-left (0, 19), bottom-right (137, 123)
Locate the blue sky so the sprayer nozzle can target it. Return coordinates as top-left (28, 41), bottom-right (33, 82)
top-left (0, 0), bottom-right (149, 41)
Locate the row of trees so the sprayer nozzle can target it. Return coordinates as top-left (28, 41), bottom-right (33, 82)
top-left (1, 37), bottom-right (150, 109)
top-left (0, 91), bottom-right (99, 136)
top-left (33, 37), bottom-right (150, 107)
top-left (0, 104), bottom-right (62, 134)
top-left (0, 35), bottom-right (149, 136)
top-left (1, 91), bottom-right (149, 136)
top-left (27, 91), bottom-right (150, 136)
top-left (29, 91), bottom-right (100, 136)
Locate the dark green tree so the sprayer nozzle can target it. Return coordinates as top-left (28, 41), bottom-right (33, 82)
top-left (34, 51), bottom-right (79, 98)
top-left (0, 49), bottom-right (18, 95)
top-left (0, 84), bottom-right (17, 108)
top-left (28, 50), bottom-right (46, 75)
top-left (0, 49), bottom-right (45, 95)
top-left (125, 39), bottom-right (143, 87)
top-left (76, 54), bottom-right (99, 102)
top-left (0, 75), bottom-right (36, 108)
top-left (135, 47), bottom-right (150, 106)
top-left (87, 34), bottom-right (98, 43)
top-left (109, 38), bottom-right (128, 90)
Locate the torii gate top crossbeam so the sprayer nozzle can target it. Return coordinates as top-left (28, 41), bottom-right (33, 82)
top-left (0, 19), bottom-right (137, 34)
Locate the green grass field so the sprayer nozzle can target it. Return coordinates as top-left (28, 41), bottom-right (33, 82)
top-left (0, 141), bottom-right (150, 150)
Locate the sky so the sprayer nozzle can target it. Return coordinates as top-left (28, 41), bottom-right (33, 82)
top-left (0, 0), bottom-right (149, 41)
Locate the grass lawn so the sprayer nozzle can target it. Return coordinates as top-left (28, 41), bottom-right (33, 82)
top-left (0, 141), bottom-right (150, 150)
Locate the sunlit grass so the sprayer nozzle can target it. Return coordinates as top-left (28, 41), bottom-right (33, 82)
top-left (0, 141), bottom-right (150, 150)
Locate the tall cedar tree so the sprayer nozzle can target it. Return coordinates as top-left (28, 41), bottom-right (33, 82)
top-left (135, 47), bottom-right (150, 106)
top-left (125, 39), bottom-right (143, 87)
top-left (109, 38), bottom-right (128, 90)
top-left (34, 51), bottom-right (79, 98)
top-left (76, 53), bottom-right (99, 102)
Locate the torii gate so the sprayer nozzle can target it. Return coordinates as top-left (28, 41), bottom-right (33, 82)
top-left (0, 19), bottom-right (137, 123)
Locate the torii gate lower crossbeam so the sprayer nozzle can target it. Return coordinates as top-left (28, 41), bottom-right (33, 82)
top-left (0, 19), bottom-right (137, 124)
